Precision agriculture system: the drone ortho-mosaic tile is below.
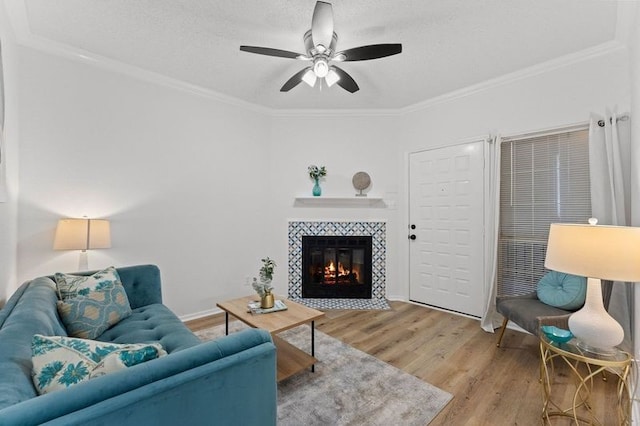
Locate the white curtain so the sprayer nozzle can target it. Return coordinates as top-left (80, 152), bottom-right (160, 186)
top-left (630, 5), bottom-right (640, 423)
top-left (589, 111), bottom-right (632, 351)
top-left (481, 136), bottom-right (501, 332)
top-left (0, 130), bottom-right (6, 202)
top-left (0, 38), bottom-right (5, 202)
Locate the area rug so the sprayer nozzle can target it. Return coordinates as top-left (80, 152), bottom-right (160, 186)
top-left (196, 322), bottom-right (452, 425)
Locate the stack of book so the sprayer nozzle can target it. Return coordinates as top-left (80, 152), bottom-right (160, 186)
top-left (248, 299), bottom-right (288, 315)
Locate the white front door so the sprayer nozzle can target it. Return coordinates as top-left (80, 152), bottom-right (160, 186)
top-left (409, 141), bottom-right (484, 317)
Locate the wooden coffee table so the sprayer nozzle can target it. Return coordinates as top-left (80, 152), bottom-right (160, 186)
top-left (216, 295), bottom-right (324, 381)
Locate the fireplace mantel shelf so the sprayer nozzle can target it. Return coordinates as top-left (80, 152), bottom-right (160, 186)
top-left (294, 196), bottom-right (386, 207)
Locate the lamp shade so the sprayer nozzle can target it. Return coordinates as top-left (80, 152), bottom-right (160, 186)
top-left (545, 223), bottom-right (640, 282)
top-left (87, 219), bottom-right (111, 249)
top-left (53, 219), bottom-right (88, 250)
top-left (53, 218), bottom-right (111, 250)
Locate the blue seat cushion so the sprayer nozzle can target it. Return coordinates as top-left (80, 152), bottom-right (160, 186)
top-left (96, 304), bottom-right (201, 353)
top-left (536, 271), bottom-right (587, 311)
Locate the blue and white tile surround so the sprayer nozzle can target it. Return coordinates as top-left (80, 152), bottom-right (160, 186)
top-left (288, 221), bottom-right (390, 310)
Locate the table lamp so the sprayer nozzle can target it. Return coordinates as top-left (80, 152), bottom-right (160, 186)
top-left (53, 218), bottom-right (111, 270)
top-left (544, 219), bottom-right (640, 354)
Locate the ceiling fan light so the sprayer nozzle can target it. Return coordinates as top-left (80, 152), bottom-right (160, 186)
top-left (313, 59), bottom-right (329, 78)
top-left (302, 69), bottom-right (317, 87)
top-left (325, 68), bottom-right (340, 87)
top-left (332, 53), bottom-right (346, 62)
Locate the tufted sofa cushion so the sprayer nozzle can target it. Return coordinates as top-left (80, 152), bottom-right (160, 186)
top-left (96, 304), bottom-right (200, 353)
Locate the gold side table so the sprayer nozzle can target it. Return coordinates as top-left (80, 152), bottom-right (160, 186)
top-left (539, 334), bottom-right (632, 425)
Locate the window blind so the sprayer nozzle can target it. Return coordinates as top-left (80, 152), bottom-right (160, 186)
top-left (497, 128), bottom-right (591, 296)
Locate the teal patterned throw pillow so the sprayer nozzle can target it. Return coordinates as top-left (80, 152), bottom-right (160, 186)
top-left (31, 334), bottom-right (166, 395)
top-left (57, 284), bottom-right (132, 339)
top-left (54, 266), bottom-right (132, 339)
top-left (55, 266), bottom-right (122, 300)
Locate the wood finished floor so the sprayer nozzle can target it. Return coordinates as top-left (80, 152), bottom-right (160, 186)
top-left (186, 300), bottom-right (621, 425)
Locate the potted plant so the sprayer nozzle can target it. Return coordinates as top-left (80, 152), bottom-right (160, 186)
top-left (252, 257), bottom-right (276, 308)
top-left (308, 165), bottom-right (327, 197)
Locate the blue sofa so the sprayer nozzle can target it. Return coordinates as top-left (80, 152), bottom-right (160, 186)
top-left (0, 265), bottom-right (277, 426)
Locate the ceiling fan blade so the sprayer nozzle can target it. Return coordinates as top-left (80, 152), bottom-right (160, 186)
top-left (311, 1), bottom-right (334, 50)
top-left (337, 44), bottom-right (402, 61)
top-left (332, 66), bottom-right (359, 93)
top-left (240, 46), bottom-right (304, 59)
top-left (280, 68), bottom-right (311, 92)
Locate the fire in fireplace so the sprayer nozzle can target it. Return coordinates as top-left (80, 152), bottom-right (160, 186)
top-left (302, 236), bottom-right (372, 298)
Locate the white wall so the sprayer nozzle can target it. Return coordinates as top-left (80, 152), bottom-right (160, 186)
top-left (401, 49), bottom-right (630, 150)
top-left (263, 44), bottom-right (630, 304)
top-left (267, 114), bottom-right (403, 298)
top-left (10, 38), bottom-right (632, 319)
top-left (16, 48), bottom-right (272, 317)
top-left (0, 2), bottom-right (20, 305)
top-left (396, 47), bottom-right (631, 303)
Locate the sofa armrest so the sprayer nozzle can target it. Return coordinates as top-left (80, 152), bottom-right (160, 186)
top-left (0, 328), bottom-right (277, 426)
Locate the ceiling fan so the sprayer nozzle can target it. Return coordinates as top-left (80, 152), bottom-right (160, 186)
top-left (239, 1), bottom-right (402, 93)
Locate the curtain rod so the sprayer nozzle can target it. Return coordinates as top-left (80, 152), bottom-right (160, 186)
top-left (501, 122), bottom-right (588, 142)
top-left (598, 114), bottom-right (629, 127)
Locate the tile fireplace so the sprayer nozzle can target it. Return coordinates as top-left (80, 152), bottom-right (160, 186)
top-left (288, 221), bottom-right (388, 310)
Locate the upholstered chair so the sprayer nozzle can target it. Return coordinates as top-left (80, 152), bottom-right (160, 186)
top-left (495, 273), bottom-right (612, 347)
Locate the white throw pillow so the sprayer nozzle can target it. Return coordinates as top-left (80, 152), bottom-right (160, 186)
top-left (31, 334), bottom-right (166, 395)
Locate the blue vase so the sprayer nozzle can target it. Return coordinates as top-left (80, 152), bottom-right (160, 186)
top-left (312, 178), bottom-right (322, 196)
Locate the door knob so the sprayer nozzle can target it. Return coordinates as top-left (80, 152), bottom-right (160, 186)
top-left (409, 234), bottom-right (417, 240)
top-left (410, 224), bottom-right (416, 229)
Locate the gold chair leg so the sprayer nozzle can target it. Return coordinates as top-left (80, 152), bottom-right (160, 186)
top-left (496, 317), bottom-right (508, 347)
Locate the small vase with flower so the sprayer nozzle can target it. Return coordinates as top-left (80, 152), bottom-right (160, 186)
top-left (252, 257), bottom-right (277, 309)
top-left (308, 165), bottom-right (327, 197)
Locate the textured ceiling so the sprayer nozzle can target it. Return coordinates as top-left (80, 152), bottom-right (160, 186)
top-left (17, 0), bottom-right (619, 110)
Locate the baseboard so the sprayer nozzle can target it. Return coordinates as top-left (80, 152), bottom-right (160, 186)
top-left (405, 299), bottom-right (481, 321)
top-left (181, 296), bottom-right (406, 321)
top-left (179, 307), bottom-right (221, 322)
top-left (386, 295), bottom-right (407, 302)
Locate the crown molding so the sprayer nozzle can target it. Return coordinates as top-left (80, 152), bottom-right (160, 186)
top-left (4, 0), bottom-right (627, 118)
top-left (4, 0), bottom-right (271, 115)
top-left (269, 107), bottom-right (402, 118)
top-left (22, 38), bottom-right (272, 115)
top-left (400, 40), bottom-right (627, 115)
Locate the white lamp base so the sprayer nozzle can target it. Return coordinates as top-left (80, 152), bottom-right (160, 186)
top-left (78, 250), bottom-right (89, 271)
top-left (568, 277), bottom-right (624, 355)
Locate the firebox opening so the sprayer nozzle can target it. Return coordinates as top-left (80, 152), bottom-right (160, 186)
top-left (302, 236), bottom-right (373, 299)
